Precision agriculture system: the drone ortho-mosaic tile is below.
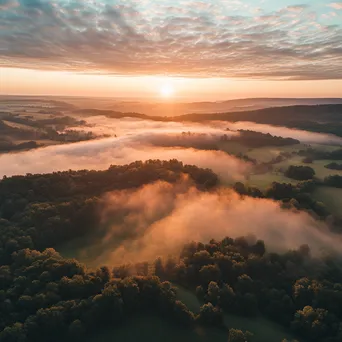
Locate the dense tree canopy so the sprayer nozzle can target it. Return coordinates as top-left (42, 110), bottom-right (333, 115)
top-left (0, 160), bottom-right (218, 249)
top-left (324, 163), bottom-right (342, 171)
top-left (0, 160), bottom-right (342, 342)
top-left (285, 166), bottom-right (315, 181)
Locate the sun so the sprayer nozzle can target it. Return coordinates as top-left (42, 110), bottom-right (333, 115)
top-left (160, 83), bottom-right (174, 98)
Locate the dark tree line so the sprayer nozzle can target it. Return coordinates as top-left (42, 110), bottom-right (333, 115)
top-left (233, 180), bottom-right (342, 233)
top-left (0, 115), bottom-right (99, 154)
top-left (324, 175), bottom-right (342, 188)
top-left (284, 166), bottom-right (315, 181)
top-left (298, 148), bottom-right (342, 161)
top-left (174, 105), bottom-right (342, 137)
top-left (325, 163), bottom-right (342, 171)
top-left (0, 160), bottom-right (218, 250)
top-left (228, 130), bottom-right (300, 148)
top-left (0, 141), bottom-right (40, 153)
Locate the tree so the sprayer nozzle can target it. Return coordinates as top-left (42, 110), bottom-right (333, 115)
top-left (207, 281), bottom-right (220, 305)
top-left (197, 303), bottom-right (223, 326)
top-left (199, 264), bottom-right (221, 285)
top-left (0, 323), bottom-right (27, 342)
top-left (67, 320), bottom-right (85, 341)
top-left (285, 166), bottom-right (315, 181)
top-left (228, 328), bottom-right (253, 342)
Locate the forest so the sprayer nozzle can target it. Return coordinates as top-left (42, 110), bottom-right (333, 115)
top-left (0, 160), bottom-right (342, 342)
top-left (0, 114), bottom-right (100, 154)
top-left (226, 130), bottom-right (300, 148)
top-left (1, 97), bottom-right (342, 342)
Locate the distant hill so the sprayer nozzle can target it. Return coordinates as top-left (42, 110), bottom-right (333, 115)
top-left (73, 97), bottom-right (342, 116)
top-left (174, 104), bottom-right (342, 137)
top-left (77, 104), bottom-right (342, 124)
top-left (175, 104), bottom-right (342, 123)
top-left (3, 95), bottom-right (342, 116)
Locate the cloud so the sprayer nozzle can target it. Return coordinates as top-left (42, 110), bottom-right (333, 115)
top-left (0, 0), bottom-right (18, 10)
top-left (67, 180), bottom-right (342, 266)
top-left (0, 0), bottom-right (342, 80)
top-left (286, 4), bottom-right (309, 12)
top-left (329, 2), bottom-right (342, 10)
top-left (222, 121), bottom-right (342, 145)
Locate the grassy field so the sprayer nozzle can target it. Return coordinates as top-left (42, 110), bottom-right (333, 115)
top-left (247, 173), bottom-right (298, 190)
top-left (88, 314), bottom-right (228, 342)
top-left (309, 143), bottom-right (341, 152)
top-left (275, 156), bottom-right (342, 180)
top-left (219, 142), bottom-right (306, 163)
top-left (312, 187), bottom-right (342, 216)
top-left (245, 144), bottom-right (305, 163)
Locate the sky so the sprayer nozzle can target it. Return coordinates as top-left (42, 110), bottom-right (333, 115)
top-left (1, 0), bottom-right (342, 100)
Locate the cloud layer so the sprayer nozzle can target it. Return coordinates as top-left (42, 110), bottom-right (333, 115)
top-left (1, 0), bottom-right (342, 79)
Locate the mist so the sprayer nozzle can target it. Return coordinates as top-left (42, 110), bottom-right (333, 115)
top-left (2, 114), bottom-right (341, 180)
top-left (220, 121), bottom-right (342, 145)
top-left (0, 137), bottom-right (251, 183)
top-left (78, 116), bottom-right (342, 145)
top-left (0, 116), bottom-right (249, 181)
top-left (66, 180), bottom-right (341, 267)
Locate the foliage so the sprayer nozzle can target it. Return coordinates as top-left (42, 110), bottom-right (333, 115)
top-left (285, 166), bottom-right (315, 181)
top-left (1, 160), bottom-right (342, 342)
top-left (230, 130), bottom-right (299, 148)
top-left (228, 328), bottom-right (253, 342)
top-left (324, 163), bottom-right (342, 171)
top-left (176, 104), bottom-right (342, 137)
top-left (0, 160), bottom-right (218, 249)
top-left (156, 235), bottom-right (342, 342)
top-left (324, 175), bottom-right (342, 188)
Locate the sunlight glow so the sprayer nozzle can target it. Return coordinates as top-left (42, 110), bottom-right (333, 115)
top-left (160, 83), bottom-right (174, 98)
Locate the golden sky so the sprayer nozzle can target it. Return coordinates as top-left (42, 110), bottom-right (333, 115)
top-left (1, 68), bottom-right (342, 101)
top-left (1, 0), bottom-right (342, 100)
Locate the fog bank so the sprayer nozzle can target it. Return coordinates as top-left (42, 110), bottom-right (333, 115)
top-left (64, 181), bottom-right (341, 267)
top-left (0, 137), bottom-right (250, 183)
top-left (1, 115), bottom-right (341, 179)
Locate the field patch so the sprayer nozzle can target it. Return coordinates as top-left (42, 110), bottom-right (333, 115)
top-left (88, 314), bottom-right (227, 342)
top-left (247, 172), bottom-right (298, 190)
top-left (275, 156), bottom-right (342, 180)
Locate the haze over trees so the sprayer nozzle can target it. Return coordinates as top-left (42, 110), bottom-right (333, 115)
top-left (0, 159), bottom-right (342, 341)
top-left (229, 130), bottom-right (300, 148)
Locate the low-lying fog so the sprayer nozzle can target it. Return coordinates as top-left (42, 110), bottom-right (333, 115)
top-left (2, 115), bottom-right (342, 265)
top-left (82, 116), bottom-right (342, 145)
top-left (63, 180), bottom-right (342, 267)
top-left (0, 116), bottom-right (341, 179)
